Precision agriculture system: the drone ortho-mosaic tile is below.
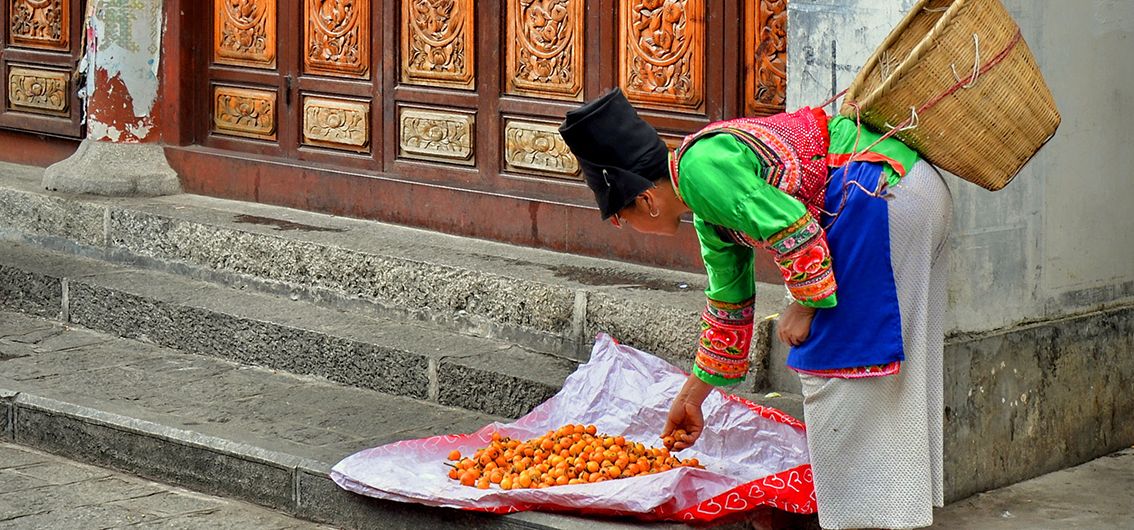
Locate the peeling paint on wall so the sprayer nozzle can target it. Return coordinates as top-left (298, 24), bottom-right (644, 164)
top-left (79, 0), bottom-right (163, 141)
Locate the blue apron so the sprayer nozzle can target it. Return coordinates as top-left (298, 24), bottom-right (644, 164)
top-left (786, 161), bottom-right (904, 371)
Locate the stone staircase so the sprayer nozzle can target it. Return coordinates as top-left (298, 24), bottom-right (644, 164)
top-left (0, 161), bottom-right (812, 529)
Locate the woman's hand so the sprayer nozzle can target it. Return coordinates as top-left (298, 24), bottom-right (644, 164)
top-left (662, 374), bottom-right (714, 451)
top-left (777, 302), bottom-right (817, 347)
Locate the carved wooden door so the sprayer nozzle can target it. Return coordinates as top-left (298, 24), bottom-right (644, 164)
top-left (203, 0), bottom-right (380, 169)
top-left (386, 0), bottom-right (788, 214)
top-left (187, 0), bottom-right (788, 270)
top-left (0, 0), bottom-right (86, 138)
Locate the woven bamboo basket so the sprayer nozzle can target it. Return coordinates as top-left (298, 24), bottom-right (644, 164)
top-left (839, 0), bottom-right (1060, 190)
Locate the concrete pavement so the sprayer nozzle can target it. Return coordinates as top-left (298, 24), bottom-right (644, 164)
top-left (0, 443), bottom-right (328, 529)
top-left (929, 447), bottom-right (1134, 529)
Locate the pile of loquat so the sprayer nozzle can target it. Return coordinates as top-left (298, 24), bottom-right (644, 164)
top-left (446, 424), bottom-right (703, 490)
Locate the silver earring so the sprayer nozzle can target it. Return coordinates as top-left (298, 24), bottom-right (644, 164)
top-left (649, 207), bottom-right (660, 218)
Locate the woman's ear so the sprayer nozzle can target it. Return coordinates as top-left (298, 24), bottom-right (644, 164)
top-left (637, 189), bottom-right (657, 210)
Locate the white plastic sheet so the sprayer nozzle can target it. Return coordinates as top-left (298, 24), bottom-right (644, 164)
top-left (331, 334), bottom-right (815, 521)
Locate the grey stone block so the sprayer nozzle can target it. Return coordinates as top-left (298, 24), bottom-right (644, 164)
top-left (0, 261), bottom-right (62, 317)
top-left (0, 187), bottom-right (106, 247)
top-left (1, 389), bottom-right (14, 440)
top-left (43, 140), bottom-right (181, 197)
top-left (13, 397), bottom-right (296, 511)
top-left (764, 320), bottom-right (803, 395)
top-left (66, 281), bottom-right (432, 400)
top-left (438, 347), bottom-right (575, 418)
top-left (295, 468), bottom-right (534, 530)
top-left (942, 304), bottom-right (1134, 502)
top-left (583, 290), bottom-right (699, 366)
top-left (107, 208), bottom-right (578, 344)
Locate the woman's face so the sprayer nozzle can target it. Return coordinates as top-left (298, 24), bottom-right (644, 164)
top-left (613, 190), bottom-right (682, 236)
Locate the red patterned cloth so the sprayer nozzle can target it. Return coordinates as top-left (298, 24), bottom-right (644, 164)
top-left (675, 108), bottom-right (830, 221)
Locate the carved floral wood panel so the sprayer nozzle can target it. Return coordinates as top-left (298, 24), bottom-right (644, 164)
top-left (213, 85), bottom-right (277, 140)
top-left (745, 0), bottom-right (787, 115)
top-left (304, 0), bottom-right (370, 79)
top-left (398, 107), bottom-right (474, 165)
top-left (618, 0), bottom-right (704, 112)
top-left (8, 0), bottom-right (69, 50)
top-left (505, 0), bottom-right (583, 101)
top-left (7, 66), bottom-right (68, 115)
top-left (302, 95), bottom-right (370, 151)
top-left (401, 0), bottom-right (475, 89)
top-left (503, 119), bottom-right (579, 178)
top-left (215, 0), bottom-right (277, 69)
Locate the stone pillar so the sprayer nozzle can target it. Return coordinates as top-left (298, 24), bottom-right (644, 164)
top-left (43, 0), bottom-right (180, 197)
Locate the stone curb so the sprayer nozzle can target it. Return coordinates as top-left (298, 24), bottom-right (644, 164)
top-left (0, 388), bottom-right (640, 530)
top-left (0, 242), bottom-right (574, 420)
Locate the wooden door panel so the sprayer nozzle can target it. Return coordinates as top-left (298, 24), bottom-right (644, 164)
top-left (505, 0), bottom-right (583, 101)
top-left (397, 105), bottom-right (475, 166)
top-left (301, 94), bottom-right (370, 152)
top-left (304, 0), bottom-right (370, 79)
top-left (618, 0), bottom-right (705, 113)
top-left (744, 0), bottom-right (787, 116)
top-left (400, 0), bottom-right (475, 90)
top-left (1, 0), bottom-right (82, 137)
top-left (215, 0), bottom-right (278, 69)
top-left (9, 0), bottom-right (69, 50)
top-left (7, 64), bottom-right (68, 115)
top-left (212, 84), bottom-right (278, 141)
top-left (502, 117), bottom-right (580, 179)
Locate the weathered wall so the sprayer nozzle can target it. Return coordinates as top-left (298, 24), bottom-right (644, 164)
top-left (81, 0), bottom-right (165, 143)
top-left (787, 0), bottom-right (1134, 334)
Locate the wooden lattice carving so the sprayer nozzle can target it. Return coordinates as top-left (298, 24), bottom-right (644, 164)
top-left (618, 0), bottom-right (704, 112)
top-left (304, 0), bottom-right (370, 78)
top-left (745, 0), bottom-right (787, 115)
top-left (302, 95), bottom-right (370, 151)
top-left (7, 66), bottom-right (69, 115)
top-left (505, 0), bottom-right (583, 101)
top-left (401, 0), bottom-right (475, 89)
top-left (215, 0), bottom-right (277, 69)
top-left (398, 107), bottom-right (475, 165)
top-left (503, 119), bottom-right (579, 178)
top-left (8, 0), bottom-right (69, 50)
top-left (213, 85), bottom-right (277, 140)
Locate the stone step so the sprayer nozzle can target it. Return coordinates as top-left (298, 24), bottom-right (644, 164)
top-left (0, 161), bottom-right (790, 390)
top-left (0, 311), bottom-right (817, 529)
top-left (0, 240), bottom-right (576, 420)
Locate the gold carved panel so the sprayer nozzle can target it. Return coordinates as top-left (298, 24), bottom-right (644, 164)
top-left (505, 0), bottom-right (583, 101)
top-left (503, 119), bottom-right (579, 178)
top-left (618, 0), bottom-right (704, 112)
top-left (745, 0), bottom-right (787, 115)
top-left (304, 0), bottom-right (370, 78)
top-left (213, 86), bottom-right (277, 141)
top-left (8, 0), bottom-right (70, 50)
top-left (302, 95), bottom-right (370, 152)
top-left (398, 107), bottom-right (475, 165)
top-left (215, 0), bottom-right (277, 69)
top-left (7, 66), bottom-right (69, 115)
top-left (401, 0), bottom-right (475, 90)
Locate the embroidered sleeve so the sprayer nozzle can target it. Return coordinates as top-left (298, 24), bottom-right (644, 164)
top-left (767, 212), bottom-right (837, 308)
top-left (690, 215), bottom-right (755, 386)
top-left (693, 297), bottom-right (755, 386)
